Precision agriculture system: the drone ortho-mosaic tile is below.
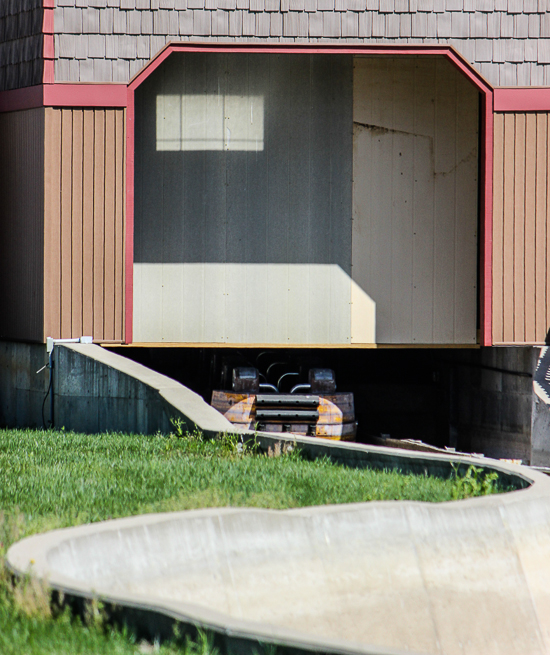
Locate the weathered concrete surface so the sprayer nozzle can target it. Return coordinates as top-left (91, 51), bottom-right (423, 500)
top-left (54, 344), bottom-right (233, 437)
top-left (8, 456), bottom-right (550, 655)
top-left (0, 341), bottom-right (49, 428)
top-left (452, 346), bottom-right (538, 463)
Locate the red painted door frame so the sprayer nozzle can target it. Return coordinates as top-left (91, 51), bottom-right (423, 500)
top-left (125, 42), bottom-right (494, 346)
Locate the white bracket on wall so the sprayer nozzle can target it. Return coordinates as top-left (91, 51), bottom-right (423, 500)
top-left (46, 336), bottom-right (93, 355)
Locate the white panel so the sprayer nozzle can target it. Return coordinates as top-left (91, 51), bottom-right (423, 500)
top-left (156, 94), bottom-right (264, 151)
top-left (156, 95), bottom-right (182, 151)
top-left (133, 264), bottom-right (163, 342)
top-left (201, 264), bottom-right (225, 343)
top-left (133, 263), bottom-right (351, 344)
top-left (265, 265), bottom-right (289, 344)
top-left (352, 56), bottom-right (478, 345)
top-left (161, 264), bottom-right (184, 342)
top-left (180, 263), bottom-right (204, 343)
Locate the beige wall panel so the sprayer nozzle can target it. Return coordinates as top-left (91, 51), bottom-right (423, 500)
top-left (352, 57), bottom-right (479, 344)
top-left (44, 108), bottom-right (125, 342)
top-left (493, 111), bottom-right (550, 345)
top-left (0, 109), bottom-right (45, 342)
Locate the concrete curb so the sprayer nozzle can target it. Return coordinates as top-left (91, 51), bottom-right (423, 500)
top-left (7, 453), bottom-right (550, 655)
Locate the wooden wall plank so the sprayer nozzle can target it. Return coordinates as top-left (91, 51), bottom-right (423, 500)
top-left (524, 113), bottom-right (537, 344)
top-left (93, 110), bottom-right (106, 341)
top-left (44, 108), bottom-right (62, 339)
top-left (71, 110), bottom-right (84, 338)
top-left (494, 110), bottom-right (550, 346)
top-left (103, 110), bottom-right (117, 341)
top-left (502, 113), bottom-right (516, 343)
top-left (114, 109), bottom-right (125, 341)
top-left (535, 114), bottom-right (548, 343)
top-left (492, 113), bottom-right (505, 344)
top-left (44, 107), bottom-right (125, 342)
top-left (60, 109), bottom-right (73, 338)
top-left (513, 113), bottom-right (526, 343)
top-left (82, 110), bottom-right (95, 338)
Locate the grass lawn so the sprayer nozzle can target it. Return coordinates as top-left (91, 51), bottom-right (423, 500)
top-left (0, 427), bottom-right (503, 654)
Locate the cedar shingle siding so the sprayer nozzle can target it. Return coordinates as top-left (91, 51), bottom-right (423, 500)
top-left (51, 1), bottom-right (550, 87)
top-left (0, 0), bottom-right (43, 91)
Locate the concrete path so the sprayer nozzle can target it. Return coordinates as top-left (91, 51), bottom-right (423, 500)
top-left (8, 453), bottom-right (550, 655)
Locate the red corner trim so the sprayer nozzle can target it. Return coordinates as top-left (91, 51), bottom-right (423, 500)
top-left (42, 2), bottom-right (55, 85)
top-left (43, 34), bottom-right (55, 59)
top-left (43, 61), bottom-right (55, 84)
top-left (43, 7), bottom-right (54, 34)
top-left (494, 87), bottom-right (550, 112)
top-left (125, 87), bottom-right (135, 345)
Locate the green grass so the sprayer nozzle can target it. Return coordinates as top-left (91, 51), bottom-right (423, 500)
top-left (0, 427), bottom-right (503, 654)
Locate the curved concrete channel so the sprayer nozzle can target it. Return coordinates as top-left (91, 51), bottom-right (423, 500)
top-left (8, 444), bottom-right (550, 655)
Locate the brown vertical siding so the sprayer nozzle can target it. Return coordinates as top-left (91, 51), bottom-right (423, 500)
top-left (44, 107), bottom-right (125, 342)
top-left (493, 112), bottom-right (550, 345)
top-left (0, 109), bottom-right (45, 342)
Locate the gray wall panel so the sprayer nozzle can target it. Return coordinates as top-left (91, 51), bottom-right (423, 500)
top-left (134, 52), bottom-right (353, 344)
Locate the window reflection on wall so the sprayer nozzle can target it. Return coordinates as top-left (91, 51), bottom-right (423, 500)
top-left (156, 94), bottom-right (264, 151)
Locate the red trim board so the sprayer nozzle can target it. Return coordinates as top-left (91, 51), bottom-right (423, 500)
top-left (125, 87), bottom-right (135, 346)
top-left (494, 87), bottom-right (550, 112)
top-left (125, 42), bottom-right (494, 346)
top-left (0, 84), bottom-right (128, 111)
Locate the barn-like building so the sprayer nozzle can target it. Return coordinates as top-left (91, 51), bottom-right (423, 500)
top-left (1, 0), bottom-right (549, 462)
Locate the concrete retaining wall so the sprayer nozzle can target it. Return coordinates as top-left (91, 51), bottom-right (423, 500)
top-left (0, 340), bottom-right (232, 437)
top-left (452, 346), bottom-right (538, 463)
top-left (0, 341), bottom-right (49, 429)
top-left (53, 344), bottom-right (232, 437)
